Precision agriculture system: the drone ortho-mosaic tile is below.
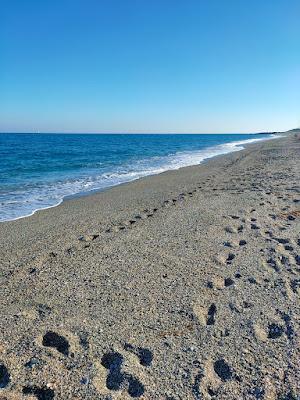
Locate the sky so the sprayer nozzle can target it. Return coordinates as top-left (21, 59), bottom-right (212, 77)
top-left (1, 0), bottom-right (299, 133)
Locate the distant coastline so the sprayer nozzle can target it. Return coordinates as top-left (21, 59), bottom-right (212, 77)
top-left (256, 128), bottom-right (299, 135)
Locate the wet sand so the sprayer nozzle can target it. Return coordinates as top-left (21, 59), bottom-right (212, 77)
top-left (0, 132), bottom-right (299, 399)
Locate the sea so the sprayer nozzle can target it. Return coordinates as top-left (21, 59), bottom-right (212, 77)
top-left (0, 133), bottom-right (273, 222)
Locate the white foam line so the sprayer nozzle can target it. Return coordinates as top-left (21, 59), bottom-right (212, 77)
top-left (1, 198), bottom-right (64, 222)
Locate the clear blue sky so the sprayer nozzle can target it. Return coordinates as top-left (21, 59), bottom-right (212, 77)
top-left (1, 0), bottom-right (299, 133)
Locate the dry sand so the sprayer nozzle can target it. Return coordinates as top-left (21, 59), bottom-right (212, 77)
top-left (0, 132), bottom-right (299, 400)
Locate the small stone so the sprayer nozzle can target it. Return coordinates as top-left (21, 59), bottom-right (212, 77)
top-left (80, 377), bottom-right (89, 385)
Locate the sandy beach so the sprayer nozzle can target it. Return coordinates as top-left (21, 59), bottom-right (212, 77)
top-left (0, 132), bottom-right (299, 399)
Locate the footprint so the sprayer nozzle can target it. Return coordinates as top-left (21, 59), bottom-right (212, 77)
top-left (239, 240), bottom-right (247, 246)
top-left (287, 215), bottom-right (296, 221)
top-left (101, 352), bottom-right (145, 397)
top-left (193, 303), bottom-right (217, 326)
top-left (251, 223), bottom-right (260, 230)
top-left (226, 253), bottom-right (235, 263)
top-left (213, 359), bottom-right (234, 381)
top-left (124, 343), bottom-right (153, 367)
top-left (101, 352), bottom-right (124, 391)
top-left (107, 226), bottom-right (116, 233)
top-left (207, 304), bottom-right (217, 326)
top-left (274, 238), bottom-right (290, 244)
top-left (266, 258), bottom-right (280, 272)
top-left (0, 363), bottom-right (10, 388)
top-left (279, 312), bottom-right (294, 341)
top-left (78, 234), bottom-right (99, 242)
top-left (224, 278), bottom-right (234, 287)
top-left (267, 323), bottom-right (284, 339)
top-left (127, 376), bottom-right (145, 398)
top-left (42, 331), bottom-right (70, 356)
top-left (22, 386), bottom-right (55, 400)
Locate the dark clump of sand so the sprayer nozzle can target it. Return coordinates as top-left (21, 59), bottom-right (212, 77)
top-left (0, 132), bottom-right (299, 399)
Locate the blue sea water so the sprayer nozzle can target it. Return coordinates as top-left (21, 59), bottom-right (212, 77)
top-left (0, 133), bottom-right (273, 222)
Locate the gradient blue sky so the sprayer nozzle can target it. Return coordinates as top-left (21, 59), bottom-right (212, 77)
top-left (1, 0), bottom-right (299, 133)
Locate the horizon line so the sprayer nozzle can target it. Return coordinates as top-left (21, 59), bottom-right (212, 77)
top-left (0, 130), bottom-right (285, 135)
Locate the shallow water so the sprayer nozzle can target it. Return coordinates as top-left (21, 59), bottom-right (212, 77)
top-left (0, 133), bottom-right (272, 222)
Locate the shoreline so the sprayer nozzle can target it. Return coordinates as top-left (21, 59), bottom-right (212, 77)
top-left (0, 131), bottom-right (299, 399)
top-left (0, 133), bottom-right (280, 224)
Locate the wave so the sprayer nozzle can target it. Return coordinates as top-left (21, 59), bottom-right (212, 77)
top-left (0, 135), bottom-right (276, 222)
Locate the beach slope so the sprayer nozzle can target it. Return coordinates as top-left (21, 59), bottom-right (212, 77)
top-left (0, 133), bottom-right (299, 399)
